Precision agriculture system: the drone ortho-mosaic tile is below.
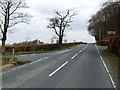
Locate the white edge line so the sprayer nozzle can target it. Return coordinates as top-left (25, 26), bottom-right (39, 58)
top-left (95, 45), bottom-right (116, 89)
top-left (49, 61), bottom-right (68, 77)
top-left (2, 57), bottom-right (48, 74)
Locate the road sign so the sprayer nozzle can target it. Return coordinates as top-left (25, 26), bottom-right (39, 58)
top-left (107, 31), bottom-right (116, 35)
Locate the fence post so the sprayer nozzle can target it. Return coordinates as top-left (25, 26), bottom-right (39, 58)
top-left (13, 48), bottom-right (15, 55)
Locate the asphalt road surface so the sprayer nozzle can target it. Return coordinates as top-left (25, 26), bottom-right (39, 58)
top-left (2, 44), bottom-right (118, 89)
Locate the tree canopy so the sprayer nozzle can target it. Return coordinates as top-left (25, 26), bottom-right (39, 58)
top-left (88, 1), bottom-right (120, 41)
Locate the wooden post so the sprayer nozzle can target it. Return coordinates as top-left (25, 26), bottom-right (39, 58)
top-left (13, 48), bottom-right (15, 55)
top-left (10, 48), bottom-right (15, 61)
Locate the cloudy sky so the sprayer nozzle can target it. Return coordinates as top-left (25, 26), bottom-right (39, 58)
top-left (4, 0), bottom-right (103, 44)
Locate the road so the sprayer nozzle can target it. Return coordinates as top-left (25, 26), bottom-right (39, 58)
top-left (2, 44), bottom-right (118, 89)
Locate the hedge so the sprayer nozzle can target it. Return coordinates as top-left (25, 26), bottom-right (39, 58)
top-left (108, 35), bottom-right (120, 56)
top-left (98, 40), bottom-right (109, 46)
top-left (5, 42), bottom-right (82, 52)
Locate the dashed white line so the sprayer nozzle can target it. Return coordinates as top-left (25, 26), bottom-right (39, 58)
top-left (30, 54), bottom-right (36, 55)
top-left (71, 53), bottom-right (78, 59)
top-left (2, 57), bottom-right (48, 74)
top-left (79, 50), bottom-right (82, 53)
top-left (44, 57), bottom-right (48, 59)
top-left (95, 45), bottom-right (116, 89)
top-left (49, 61), bottom-right (68, 77)
top-left (56, 49), bottom-right (71, 54)
top-left (71, 44), bottom-right (89, 60)
top-left (19, 55), bottom-right (26, 56)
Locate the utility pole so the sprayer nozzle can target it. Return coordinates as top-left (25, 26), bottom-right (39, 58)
top-left (118, 1), bottom-right (120, 35)
top-left (99, 25), bottom-right (102, 41)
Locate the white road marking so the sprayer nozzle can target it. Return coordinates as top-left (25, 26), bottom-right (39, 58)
top-left (19, 55), bottom-right (26, 56)
top-left (44, 57), bottom-right (48, 59)
top-left (71, 44), bottom-right (89, 60)
top-left (49, 61), bottom-right (68, 77)
top-left (95, 45), bottom-right (116, 89)
top-left (79, 50), bottom-right (82, 53)
top-left (30, 54), bottom-right (36, 55)
top-left (56, 49), bottom-right (71, 54)
top-left (71, 53), bottom-right (78, 59)
top-left (2, 57), bottom-right (48, 74)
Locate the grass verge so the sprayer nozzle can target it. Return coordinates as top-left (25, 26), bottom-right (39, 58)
top-left (2, 57), bottom-right (18, 66)
top-left (1, 56), bottom-right (31, 70)
top-left (102, 49), bottom-right (120, 81)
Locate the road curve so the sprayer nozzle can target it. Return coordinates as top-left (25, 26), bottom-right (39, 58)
top-left (2, 44), bottom-right (117, 89)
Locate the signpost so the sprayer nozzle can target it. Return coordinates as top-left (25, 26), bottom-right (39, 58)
top-left (107, 31), bottom-right (116, 35)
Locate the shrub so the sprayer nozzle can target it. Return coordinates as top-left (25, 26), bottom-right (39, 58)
top-left (98, 40), bottom-right (109, 46)
top-left (108, 35), bottom-right (120, 56)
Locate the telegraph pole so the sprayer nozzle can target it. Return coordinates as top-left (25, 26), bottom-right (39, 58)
top-left (118, 1), bottom-right (120, 35)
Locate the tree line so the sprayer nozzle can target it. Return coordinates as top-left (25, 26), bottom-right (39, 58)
top-left (0, 0), bottom-right (77, 54)
top-left (88, 1), bottom-right (120, 42)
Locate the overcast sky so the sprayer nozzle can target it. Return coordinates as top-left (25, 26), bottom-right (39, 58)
top-left (4, 0), bottom-right (103, 44)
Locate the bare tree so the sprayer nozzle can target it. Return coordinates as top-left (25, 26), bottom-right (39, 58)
top-left (0, 0), bottom-right (31, 54)
top-left (47, 9), bottom-right (77, 46)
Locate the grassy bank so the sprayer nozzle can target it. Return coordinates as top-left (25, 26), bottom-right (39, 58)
top-left (2, 57), bottom-right (18, 66)
top-left (1, 56), bottom-right (31, 70)
top-left (102, 49), bottom-right (120, 81)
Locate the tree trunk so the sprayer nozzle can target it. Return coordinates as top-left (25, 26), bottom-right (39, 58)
top-left (2, 39), bottom-right (6, 54)
top-left (2, 31), bottom-right (7, 54)
top-left (59, 36), bottom-right (63, 46)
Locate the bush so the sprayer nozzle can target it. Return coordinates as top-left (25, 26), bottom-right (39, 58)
top-left (98, 40), bottom-right (109, 46)
top-left (108, 35), bottom-right (120, 56)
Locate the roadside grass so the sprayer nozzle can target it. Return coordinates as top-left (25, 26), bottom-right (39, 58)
top-left (1, 56), bottom-right (31, 70)
top-left (102, 49), bottom-right (120, 80)
top-left (2, 57), bottom-right (18, 66)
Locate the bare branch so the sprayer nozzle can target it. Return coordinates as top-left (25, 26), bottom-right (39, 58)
top-left (9, 18), bottom-right (28, 27)
top-left (0, 24), bottom-right (3, 34)
top-left (0, 2), bottom-right (6, 16)
top-left (56, 11), bottom-right (62, 18)
top-left (10, 13), bottom-right (29, 20)
top-left (54, 27), bottom-right (60, 37)
top-left (10, 2), bottom-right (22, 15)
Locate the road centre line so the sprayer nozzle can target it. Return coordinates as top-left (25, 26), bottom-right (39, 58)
top-left (71, 44), bottom-right (89, 60)
top-left (2, 57), bottom-right (48, 74)
top-left (19, 55), bottom-right (26, 56)
top-left (30, 54), bottom-right (36, 55)
top-left (49, 45), bottom-right (89, 77)
top-left (56, 49), bottom-right (71, 54)
top-left (95, 45), bottom-right (116, 90)
top-left (49, 61), bottom-right (68, 77)
top-left (71, 53), bottom-right (78, 59)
